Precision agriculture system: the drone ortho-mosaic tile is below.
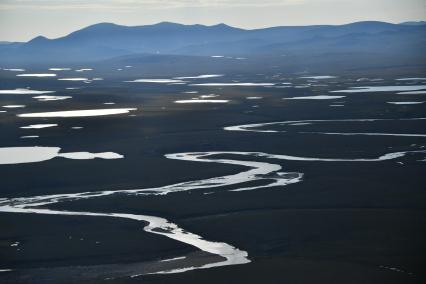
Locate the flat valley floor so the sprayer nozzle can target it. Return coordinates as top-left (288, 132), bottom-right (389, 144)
top-left (0, 66), bottom-right (425, 283)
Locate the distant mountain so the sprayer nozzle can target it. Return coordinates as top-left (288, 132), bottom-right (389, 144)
top-left (0, 21), bottom-right (425, 66)
top-left (400, 21), bottom-right (426, 26)
top-left (0, 41), bottom-right (22, 46)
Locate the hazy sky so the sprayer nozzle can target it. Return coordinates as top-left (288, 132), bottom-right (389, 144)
top-left (0, 0), bottom-right (425, 41)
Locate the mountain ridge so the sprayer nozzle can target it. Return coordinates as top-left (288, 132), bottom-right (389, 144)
top-left (0, 21), bottom-right (424, 65)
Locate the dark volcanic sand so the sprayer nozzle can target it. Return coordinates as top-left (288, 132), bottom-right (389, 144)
top-left (0, 66), bottom-right (425, 283)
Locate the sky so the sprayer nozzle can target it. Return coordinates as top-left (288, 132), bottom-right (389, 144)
top-left (0, 0), bottom-right (425, 41)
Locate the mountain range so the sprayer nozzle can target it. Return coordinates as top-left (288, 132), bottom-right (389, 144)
top-left (0, 21), bottom-right (425, 71)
